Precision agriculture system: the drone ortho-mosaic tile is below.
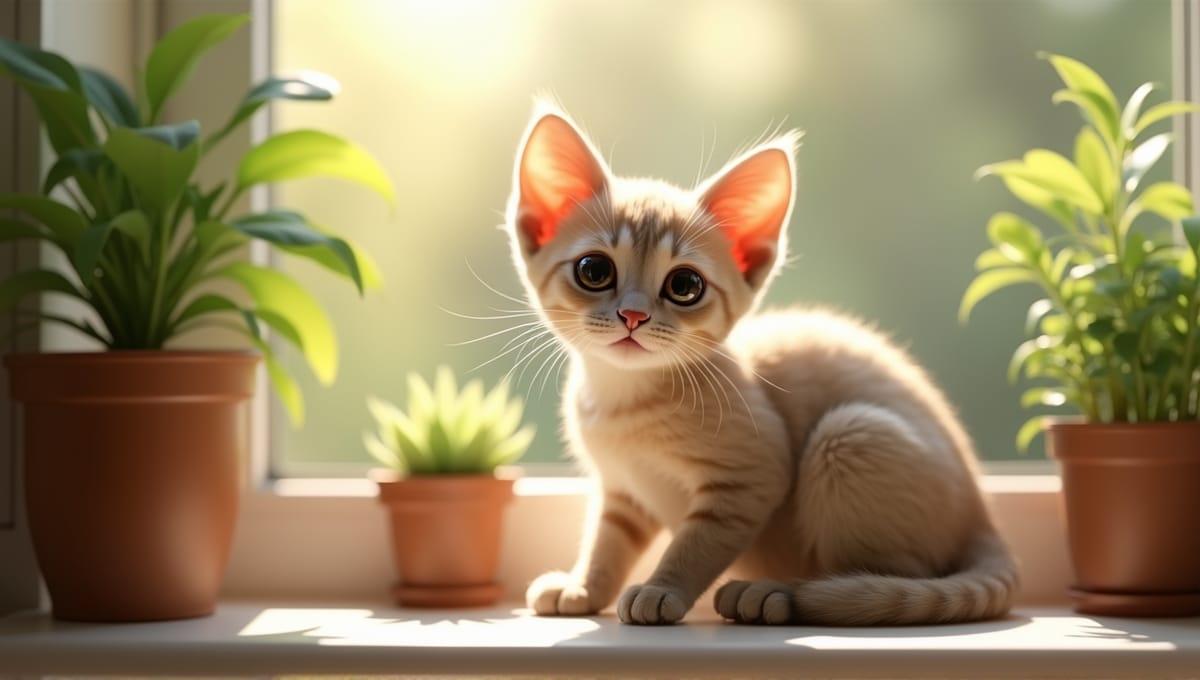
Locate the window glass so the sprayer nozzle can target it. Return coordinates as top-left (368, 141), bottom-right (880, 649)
top-left (272, 0), bottom-right (1173, 475)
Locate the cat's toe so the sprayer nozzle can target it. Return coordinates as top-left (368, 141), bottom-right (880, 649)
top-left (719, 580), bottom-right (794, 624)
top-left (714, 580), bottom-right (752, 620)
top-left (526, 572), bottom-right (598, 616)
top-left (617, 584), bottom-right (688, 625)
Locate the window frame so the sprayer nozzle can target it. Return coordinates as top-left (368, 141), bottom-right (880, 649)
top-left (1, 0), bottom-right (1197, 609)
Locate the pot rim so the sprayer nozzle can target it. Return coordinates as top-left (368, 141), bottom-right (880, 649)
top-left (1044, 416), bottom-right (1200, 433)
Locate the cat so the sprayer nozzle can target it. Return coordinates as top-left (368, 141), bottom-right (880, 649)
top-left (504, 102), bottom-right (1018, 625)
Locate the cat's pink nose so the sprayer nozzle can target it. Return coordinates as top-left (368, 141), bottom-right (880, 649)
top-left (618, 309), bottom-right (650, 331)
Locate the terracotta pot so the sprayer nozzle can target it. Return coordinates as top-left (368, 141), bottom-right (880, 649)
top-left (1047, 420), bottom-right (1200, 617)
top-left (375, 473), bottom-right (515, 608)
top-left (5, 351), bottom-right (258, 622)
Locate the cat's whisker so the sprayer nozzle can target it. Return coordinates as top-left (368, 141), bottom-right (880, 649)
top-left (465, 258), bottom-right (531, 307)
top-left (440, 307), bottom-right (540, 322)
top-left (678, 336), bottom-right (759, 435)
top-left (468, 325), bottom-right (555, 374)
top-left (675, 341), bottom-right (729, 433)
top-left (678, 331), bottom-right (790, 394)
top-left (447, 320), bottom-right (547, 347)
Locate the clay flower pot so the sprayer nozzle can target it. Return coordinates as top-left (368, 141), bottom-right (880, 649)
top-left (1047, 420), bottom-right (1200, 617)
top-left (374, 472), bottom-right (515, 608)
top-left (4, 351), bottom-right (258, 622)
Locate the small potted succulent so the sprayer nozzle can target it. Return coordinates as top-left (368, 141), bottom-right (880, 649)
top-left (0, 14), bottom-right (391, 621)
top-left (962, 53), bottom-right (1200, 616)
top-left (365, 366), bottom-right (533, 608)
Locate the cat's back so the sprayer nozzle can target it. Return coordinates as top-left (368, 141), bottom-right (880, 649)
top-left (729, 307), bottom-right (975, 466)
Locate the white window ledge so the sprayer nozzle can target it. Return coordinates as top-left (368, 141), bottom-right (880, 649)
top-left (2, 602), bottom-right (1199, 678)
top-left (224, 475), bottom-right (1075, 608)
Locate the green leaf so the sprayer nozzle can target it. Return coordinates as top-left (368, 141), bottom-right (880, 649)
top-left (1042, 53), bottom-right (1119, 139)
top-left (1017, 415), bottom-right (1047, 453)
top-left (173, 293), bottom-right (241, 327)
top-left (0, 194), bottom-right (86, 246)
top-left (229, 210), bottom-right (363, 293)
top-left (110, 209), bottom-right (151, 260)
top-left (218, 262), bottom-right (338, 385)
top-left (1008, 336), bottom-right (1056, 383)
top-left (0, 269), bottom-right (84, 314)
top-left (1024, 299), bottom-right (1056, 336)
top-left (0, 218), bottom-right (51, 244)
top-left (42, 148), bottom-right (104, 195)
top-left (978, 150), bottom-right (1103, 215)
top-left (104, 125), bottom-right (200, 216)
top-left (960, 267), bottom-right (1039, 323)
top-left (1021, 387), bottom-right (1068, 409)
top-left (79, 66), bottom-right (139, 127)
top-left (1134, 101), bottom-right (1200, 137)
top-left (986, 212), bottom-right (1043, 263)
top-left (1183, 217), bottom-right (1200, 254)
top-left (144, 13), bottom-right (249, 122)
top-left (1120, 82), bottom-right (1156, 139)
top-left (1074, 127), bottom-right (1113, 209)
top-left (282, 235), bottom-right (383, 291)
top-left (1122, 133), bottom-right (1170, 194)
top-left (237, 129), bottom-right (395, 204)
top-left (1051, 89), bottom-right (1119, 145)
top-left (0, 40), bottom-right (97, 152)
top-left (1113, 331), bottom-right (1140, 361)
top-left (133, 120), bottom-right (201, 150)
top-left (0, 38), bottom-right (75, 89)
top-left (251, 335), bottom-right (305, 425)
top-left (1000, 176), bottom-right (1076, 229)
top-left (363, 431), bottom-right (400, 470)
top-left (1085, 317), bottom-right (1116, 341)
top-left (974, 248), bottom-right (1016, 271)
top-left (208, 74), bottom-right (336, 150)
top-left (1133, 182), bottom-right (1194, 222)
top-left (28, 85), bottom-right (97, 154)
top-left (73, 221), bottom-right (114, 286)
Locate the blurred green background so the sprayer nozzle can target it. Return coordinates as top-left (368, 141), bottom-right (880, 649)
top-left (271, 0), bottom-right (1173, 475)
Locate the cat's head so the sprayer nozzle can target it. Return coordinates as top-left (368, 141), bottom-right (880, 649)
top-left (504, 103), bottom-right (799, 370)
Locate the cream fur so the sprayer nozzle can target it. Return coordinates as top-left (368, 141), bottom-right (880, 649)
top-left (508, 106), bottom-right (1018, 626)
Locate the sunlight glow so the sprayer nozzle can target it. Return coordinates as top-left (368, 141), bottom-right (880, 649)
top-left (787, 616), bottom-right (1176, 651)
top-left (238, 607), bottom-right (601, 647)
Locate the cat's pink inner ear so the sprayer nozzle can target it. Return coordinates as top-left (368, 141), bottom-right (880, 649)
top-left (701, 148), bottom-right (793, 276)
top-left (516, 115), bottom-right (607, 253)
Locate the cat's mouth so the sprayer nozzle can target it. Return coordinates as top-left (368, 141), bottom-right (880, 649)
top-left (611, 337), bottom-right (647, 352)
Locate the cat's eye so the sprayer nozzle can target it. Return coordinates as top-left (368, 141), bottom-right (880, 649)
top-left (662, 268), bottom-right (705, 306)
top-left (574, 254), bottom-right (616, 291)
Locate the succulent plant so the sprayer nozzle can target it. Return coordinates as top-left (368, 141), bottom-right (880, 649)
top-left (365, 366), bottom-right (534, 475)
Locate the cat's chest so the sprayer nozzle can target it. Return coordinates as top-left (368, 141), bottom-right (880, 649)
top-left (567, 392), bottom-right (700, 524)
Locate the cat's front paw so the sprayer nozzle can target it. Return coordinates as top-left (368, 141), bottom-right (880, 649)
top-left (714, 579), bottom-right (794, 624)
top-left (526, 571), bottom-right (602, 616)
top-left (616, 583), bottom-right (689, 625)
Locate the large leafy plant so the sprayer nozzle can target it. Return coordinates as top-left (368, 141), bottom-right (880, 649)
top-left (962, 53), bottom-right (1200, 449)
top-left (364, 367), bottom-right (534, 476)
top-left (0, 13), bottom-right (393, 423)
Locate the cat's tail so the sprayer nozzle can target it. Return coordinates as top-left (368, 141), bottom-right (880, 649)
top-left (792, 531), bottom-right (1019, 625)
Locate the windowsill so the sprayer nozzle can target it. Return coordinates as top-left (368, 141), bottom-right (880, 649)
top-left (224, 474), bottom-right (1075, 608)
top-left (2, 601), bottom-right (1199, 678)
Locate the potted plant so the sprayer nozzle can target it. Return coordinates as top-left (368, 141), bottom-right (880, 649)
top-left (962, 53), bottom-right (1200, 616)
top-left (364, 366), bottom-right (533, 608)
top-left (0, 13), bottom-right (392, 621)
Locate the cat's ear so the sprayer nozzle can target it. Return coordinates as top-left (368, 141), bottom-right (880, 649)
top-left (699, 136), bottom-right (798, 288)
top-left (510, 111), bottom-right (609, 255)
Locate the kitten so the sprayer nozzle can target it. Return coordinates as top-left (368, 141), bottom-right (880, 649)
top-left (505, 104), bottom-right (1018, 625)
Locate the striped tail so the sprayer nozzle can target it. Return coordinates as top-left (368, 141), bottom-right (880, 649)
top-left (793, 532), bottom-right (1019, 625)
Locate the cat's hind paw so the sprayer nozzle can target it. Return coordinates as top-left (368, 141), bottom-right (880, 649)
top-left (526, 571), bottom-right (601, 616)
top-left (714, 580), bottom-right (794, 624)
top-left (617, 583), bottom-right (689, 625)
